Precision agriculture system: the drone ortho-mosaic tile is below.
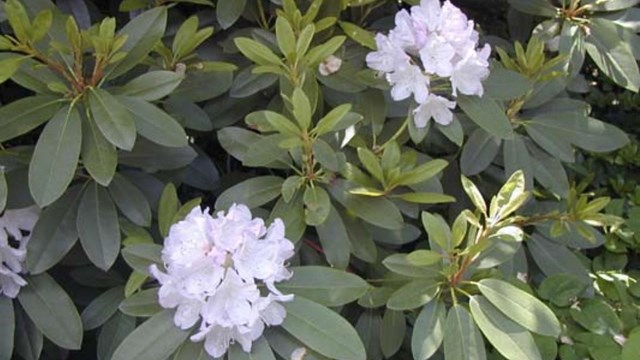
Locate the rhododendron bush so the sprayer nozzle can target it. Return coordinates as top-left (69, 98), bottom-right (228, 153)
top-left (1, 0), bottom-right (640, 359)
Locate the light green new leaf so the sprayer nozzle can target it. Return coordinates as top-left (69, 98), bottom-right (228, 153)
top-left (0, 169), bottom-right (6, 213)
top-left (88, 88), bottom-right (136, 150)
top-left (457, 95), bottom-right (513, 139)
top-left (81, 113), bottom-right (118, 186)
top-left (77, 182), bottom-right (121, 271)
top-left (235, 37), bottom-right (283, 66)
top-left (304, 36), bottom-right (346, 66)
top-left (412, 300), bottom-right (446, 360)
top-left (0, 297), bottom-right (14, 360)
top-left (386, 280), bottom-right (439, 310)
top-left (421, 212), bottom-right (452, 252)
top-left (28, 105), bottom-right (81, 207)
top-left (108, 173), bottom-right (152, 227)
top-left (397, 159), bottom-right (448, 186)
top-left (217, 0), bottom-right (247, 29)
top-left (81, 286), bottom-right (125, 331)
top-left (489, 170), bottom-right (528, 222)
top-left (121, 244), bottom-right (162, 275)
top-left (17, 274), bottom-right (83, 350)
top-left (0, 96), bottom-right (62, 143)
top-left (444, 305), bottom-right (487, 360)
top-left (282, 297), bottom-right (366, 360)
top-left (477, 278), bottom-right (561, 337)
top-left (27, 186), bottom-right (82, 274)
top-left (276, 16), bottom-right (296, 60)
top-left (470, 296), bottom-right (542, 360)
top-left (461, 176), bottom-right (487, 214)
top-left (338, 21), bottom-right (376, 49)
top-left (158, 182), bottom-right (179, 238)
top-left (215, 176), bottom-right (284, 210)
top-left (117, 71), bottom-right (184, 101)
top-left (622, 330), bottom-right (640, 360)
top-left (392, 192), bottom-right (455, 204)
top-left (279, 266), bottom-right (369, 307)
top-left (111, 310), bottom-right (190, 360)
top-left (119, 288), bottom-right (163, 318)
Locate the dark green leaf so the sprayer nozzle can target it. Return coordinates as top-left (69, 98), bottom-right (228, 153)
top-left (215, 176), bottom-right (284, 210)
top-left (0, 96), bottom-right (62, 143)
top-left (119, 288), bottom-right (163, 318)
top-left (0, 297), bottom-right (14, 360)
top-left (118, 71), bottom-right (184, 101)
top-left (14, 304), bottom-right (43, 360)
top-left (97, 313), bottom-right (136, 360)
top-left (81, 286), bottom-right (124, 330)
top-left (216, 0), bottom-right (247, 29)
top-left (81, 112), bottom-right (118, 186)
top-left (117, 96), bottom-right (188, 148)
top-left (387, 280), bottom-right (439, 310)
top-left (88, 88), bottom-right (136, 150)
top-left (109, 173), bottom-right (152, 227)
top-left (18, 274), bottom-right (83, 350)
top-left (158, 182), bottom-right (179, 238)
top-left (460, 129), bottom-right (501, 176)
top-left (315, 204), bottom-right (350, 269)
top-left (121, 244), bottom-right (162, 275)
top-left (228, 337), bottom-right (275, 360)
top-left (380, 309), bottom-right (405, 358)
top-left (279, 266), bottom-right (369, 307)
top-left (118, 139), bottom-right (197, 172)
top-left (457, 95), bottom-right (513, 139)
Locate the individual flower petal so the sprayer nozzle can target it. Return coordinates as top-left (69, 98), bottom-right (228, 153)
top-left (387, 64), bottom-right (430, 103)
top-left (413, 94), bottom-right (456, 127)
top-left (365, 34), bottom-right (410, 73)
top-left (419, 35), bottom-right (456, 77)
top-left (450, 44), bottom-right (491, 97)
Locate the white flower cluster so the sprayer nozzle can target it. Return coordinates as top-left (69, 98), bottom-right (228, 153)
top-left (366, 0), bottom-right (491, 128)
top-left (150, 204), bottom-right (295, 358)
top-left (0, 206), bottom-right (39, 298)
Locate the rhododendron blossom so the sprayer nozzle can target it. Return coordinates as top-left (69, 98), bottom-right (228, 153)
top-left (366, 0), bottom-right (490, 128)
top-left (0, 206), bottom-right (39, 298)
top-left (150, 204), bottom-right (295, 358)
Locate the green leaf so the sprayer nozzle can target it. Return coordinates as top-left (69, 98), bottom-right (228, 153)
top-left (503, 135), bottom-right (533, 188)
top-left (264, 111), bottom-right (300, 137)
top-left (585, 18), bottom-right (640, 91)
top-left (88, 88), bottom-right (136, 150)
top-left (121, 244), bottom-right (162, 275)
top-left (328, 179), bottom-right (403, 230)
top-left (14, 303), bottom-right (43, 360)
top-left (215, 176), bottom-right (284, 210)
top-left (538, 274), bottom-right (588, 307)
top-left (444, 305), bottom-right (487, 360)
top-left (392, 192), bottom-right (455, 204)
top-left (484, 67), bottom-right (532, 100)
top-left (111, 310), bottom-right (190, 360)
top-left (279, 266), bottom-right (368, 307)
top-left (508, 0), bottom-right (558, 16)
top-left (489, 170), bottom-right (528, 222)
top-left (304, 185), bottom-right (331, 226)
top-left (0, 96), bottom-right (62, 143)
top-left (97, 312), bottom-right (136, 360)
top-left (81, 286), bottom-right (125, 331)
top-left (315, 204), bottom-right (351, 269)
top-left (457, 95), bottom-right (513, 139)
top-left (533, 155), bottom-right (570, 198)
top-left (27, 186), bottom-right (82, 274)
top-left (17, 274), bottom-right (83, 350)
top-left (81, 112), bottom-right (118, 186)
top-left (118, 71), bottom-right (184, 101)
top-left (235, 37), bottom-right (283, 66)
top-left (386, 280), bottom-right (439, 310)
top-left (119, 289), bottom-right (163, 318)
top-left (0, 297), bottom-right (14, 360)
top-left (230, 66), bottom-right (278, 98)
top-left (622, 330), bottom-right (640, 360)
top-left (412, 300), bottom-right (446, 360)
top-left (528, 233), bottom-right (591, 285)
top-left (228, 337), bottom-right (275, 360)
top-left (282, 297), bottom-right (366, 360)
top-left (28, 105), bottom-right (81, 207)
top-left (421, 212), bottom-right (452, 252)
top-left (570, 299), bottom-right (623, 335)
top-left (158, 182), bottom-right (179, 238)
top-left (292, 87), bottom-right (312, 129)
top-left (304, 36), bottom-right (346, 66)
top-left (118, 139), bottom-right (197, 172)
top-left (108, 173), bottom-right (152, 227)
top-left (460, 129), bottom-right (501, 176)
top-left (380, 309), bottom-right (405, 358)
top-left (108, 6), bottom-right (167, 79)
top-left (313, 103), bottom-right (352, 136)
top-left (357, 147), bottom-right (384, 183)
top-left (0, 55), bottom-right (27, 84)
top-left (117, 96), bottom-right (187, 148)
top-left (397, 159), bottom-right (448, 186)
top-left (77, 182), bottom-right (121, 271)
top-left (216, 0), bottom-right (247, 29)
top-left (461, 176), bottom-right (487, 214)
top-left (477, 278), bottom-right (561, 337)
top-left (173, 341), bottom-right (211, 360)
top-left (407, 250), bottom-right (443, 266)
top-left (276, 16), bottom-right (296, 60)
top-left (338, 21), bottom-right (376, 49)
top-left (470, 296), bottom-right (542, 360)
top-left (0, 169), bottom-right (7, 213)
top-left (124, 272), bottom-right (148, 298)
top-left (382, 254), bottom-right (442, 278)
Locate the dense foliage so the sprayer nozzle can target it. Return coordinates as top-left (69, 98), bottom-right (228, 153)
top-left (0, 0), bottom-right (639, 359)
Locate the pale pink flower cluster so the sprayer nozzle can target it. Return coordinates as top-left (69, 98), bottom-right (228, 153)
top-left (366, 0), bottom-right (491, 128)
top-left (150, 204), bottom-right (294, 358)
top-left (0, 206), bottom-right (39, 298)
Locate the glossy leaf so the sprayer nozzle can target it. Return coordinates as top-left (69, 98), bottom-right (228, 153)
top-left (444, 305), bottom-right (487, 360)
top-left (88, 88), bottom-right (136, 150)
top-left (412, 300), bottom-right (446, 360)
top-left (278, 266), bottom-right (369, 307)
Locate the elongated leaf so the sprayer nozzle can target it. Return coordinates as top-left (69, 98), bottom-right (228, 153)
top-left (118, 139), bottom-right (197, 172)
top-left (28, 105), bottom-right (81, 207)
top-left (235, 37), bottom-right (283, 66)
top-left (470, 296), bottom-right (542, 360)
top-left (88, 88), bottom-right (136, 150)
top-left (111, 310), bottom-right (190, 360)
top-left (412, 300), bottom-right (446, 360)
top-left (117, 96), bottom-right (187, 148)
top-left (27, 186), bottom-right (82, 274)
top-left (77, 182), bottom-right (121, 271)
top-left (282, 297), bottom-right (366, 360)
top-left (14, 304), bottom-right (43, 360)
top-left (508, 0), bottom-right (558, 16)
top-left (477, 278), bottom-right (561, 337)
top-left (444, 305), bottom-right (487, 360)
top-left (119, 288), bottom-right (163, 318)
top-left (0, 297), bottom-right (14, 360)
top-left (278, 266), bottom-right (369, 307)
top-left (216, 0), bottom-right (247, 29)
top-left (457, 95), bottom-right (513, 139)
top-left (0, 170), bottom-right (7, 214)
top-left (0, 96), bottom-right (62, 143)
top-left (460, 129), bottom-right (501, 176)
top-left (380, 309), bottom-right (405, 358)
top-left (81, 112), bottom-right (118, 186)
top-left (386, 280), bottom-right (439, 310)
top-left (108, 6), bottom-right (167, 79)
top-left (17, 274), bottom-right (83, 350)
top-left (228, 337), bottom-right (275, 360)
top-left (81, 286), bottom-right (124, 330)
top-left (118, 71), bottom-right (184, 101)
top-left (172, 341), bottom-right (211, 360)
top-left (109, 173), bottom-right (152, 226)
top-left (122, 244), bottom-right (162, 275)
top-left (315, 204), bottom-right (350, 269)
top-left (97, 313), bottom-right (136, 360)
top-left (528, 233), bottom-right (591, 285)
top-left (215, 176), bottom-right (284, 210)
